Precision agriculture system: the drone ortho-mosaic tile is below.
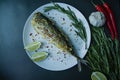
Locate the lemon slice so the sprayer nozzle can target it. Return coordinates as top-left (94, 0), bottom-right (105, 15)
top-left (31, 52), bottom-right (48, 62)
top-left (91, 72), bottom-right (107, 80)
top-left (24, 41), bottom-right (41, 51)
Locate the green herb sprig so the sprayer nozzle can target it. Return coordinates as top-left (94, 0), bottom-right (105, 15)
top-left (86, 27), bottom-right (120, 80)
top-left (44, 3), bottom-right (87, 45)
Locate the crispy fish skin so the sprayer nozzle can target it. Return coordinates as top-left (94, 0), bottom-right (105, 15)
top-left (31, 12), bottom-right (72, 52)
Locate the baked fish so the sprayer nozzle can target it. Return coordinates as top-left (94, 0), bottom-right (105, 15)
top-left (31, 12), bottom-right (72, 53)
top-left (31, 12), bottom-right (85, 71)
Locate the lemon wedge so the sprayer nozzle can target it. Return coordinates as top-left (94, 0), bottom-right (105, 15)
top-left (91, 71), bottom-right (107, 80)
top-left (24, 41), bottom-right (41, 51)
top-left (31, 52), bottom-right (48, 62)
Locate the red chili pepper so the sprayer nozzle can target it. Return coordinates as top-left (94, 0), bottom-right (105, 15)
top-left (100, 0), bottom-right (118, 39)
top-left (91, 0), bottom-right (115, 40)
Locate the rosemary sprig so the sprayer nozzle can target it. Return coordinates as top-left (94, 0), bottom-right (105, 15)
top-left (85, 27), bottom-right (120, 80)
top-left (44, 3), bottom-right (87, 46)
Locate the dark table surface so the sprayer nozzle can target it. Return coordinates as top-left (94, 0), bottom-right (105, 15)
top-left (0, 0), bottom-right (120, 80)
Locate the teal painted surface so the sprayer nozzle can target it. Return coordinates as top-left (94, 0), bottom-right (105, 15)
top-left (0, 0), bottom-right (119, 80)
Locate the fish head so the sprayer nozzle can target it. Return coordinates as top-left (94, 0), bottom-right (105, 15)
top-left (31, 12), bottom-right (48, 27)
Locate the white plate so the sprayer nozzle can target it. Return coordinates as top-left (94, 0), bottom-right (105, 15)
top-left (23, 2), bottom-right (91, 71)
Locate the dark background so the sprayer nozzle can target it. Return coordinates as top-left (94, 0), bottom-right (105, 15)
top-left (0, 0), bottom-right (120, 80)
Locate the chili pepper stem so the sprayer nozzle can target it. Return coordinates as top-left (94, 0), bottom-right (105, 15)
top-left (100, 0), bottom-right (105, 4)
top-left (91, 0), bottom-right (115, 39)
top-left (91, 0), bottom-right (96, 7)
top-left (100, 0), bottom-right (119, 39)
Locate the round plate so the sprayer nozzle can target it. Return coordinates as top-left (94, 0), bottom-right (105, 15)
top-left (23, 2), bottom-right (91, 71)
